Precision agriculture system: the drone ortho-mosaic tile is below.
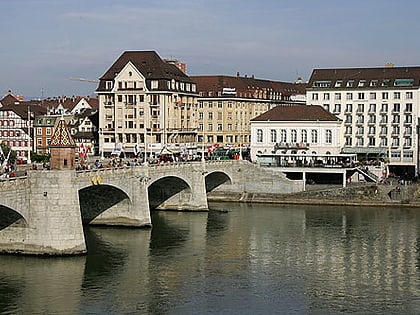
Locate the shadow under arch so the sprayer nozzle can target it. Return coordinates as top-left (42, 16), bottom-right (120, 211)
top-left (78, 184), bottom-right (130, 224)
top-left (148, 176), bottom-right (190, 210)
top-left (205, 171), bottom-right (232, 192)
top-left (0, 205), bottom-right (27, 230)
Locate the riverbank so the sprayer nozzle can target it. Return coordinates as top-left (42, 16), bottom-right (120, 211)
top-left (208, 182), bottom-right (420, 208)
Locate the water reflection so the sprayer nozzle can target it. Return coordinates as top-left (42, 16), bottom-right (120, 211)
top-left (0, 203), bottom-right (419, 314)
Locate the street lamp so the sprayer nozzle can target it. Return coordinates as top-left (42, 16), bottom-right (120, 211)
top-left (27, 107), bottom-right (31, 164)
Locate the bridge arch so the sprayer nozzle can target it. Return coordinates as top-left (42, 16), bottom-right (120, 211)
top-left (78, 184), bottom-right (131, 224)
top-left (204, 170), bottom-right (232, 192)
top-left (147, 175), bottom-right (191, 210)
top-left (0, 205), bottom-right (28, 230)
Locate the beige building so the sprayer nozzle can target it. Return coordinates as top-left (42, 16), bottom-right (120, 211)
top-left (96, 51), bottom-right (198, 157)
top-left (191, 74), bottom-right (307, 150)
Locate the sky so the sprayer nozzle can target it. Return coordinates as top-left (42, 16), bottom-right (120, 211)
top-left (1, 0), bottom-right (420, 99)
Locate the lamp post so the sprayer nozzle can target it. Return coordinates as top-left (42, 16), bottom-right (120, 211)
top-left (202, 112), bottom-right (205, 162)
top-left (27, 107), bottom-right (31, 164)
top-left (100, 128), bottom-right (104, 160)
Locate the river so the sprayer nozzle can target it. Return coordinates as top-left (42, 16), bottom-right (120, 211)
top-left (0, 202), bottom-right (419, 314)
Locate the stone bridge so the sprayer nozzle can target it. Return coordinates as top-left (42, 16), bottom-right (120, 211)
top-left (0, 160), bottom-right (302, 255)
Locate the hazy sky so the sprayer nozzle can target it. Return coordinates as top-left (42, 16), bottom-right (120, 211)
top-left (1, 0), bottom-right (420, 99)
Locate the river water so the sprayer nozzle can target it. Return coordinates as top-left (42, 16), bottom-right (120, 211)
top-left (0, 202), bottom-right (419, 314)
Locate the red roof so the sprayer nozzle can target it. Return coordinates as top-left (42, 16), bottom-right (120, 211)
top-left (251, 105), bottom-right (341, 122)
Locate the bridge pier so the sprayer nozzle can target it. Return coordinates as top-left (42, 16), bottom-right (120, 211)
top-left (0, 171), bottom-right (86, 255)
top-left (153, 164), bottom-right (209, 211)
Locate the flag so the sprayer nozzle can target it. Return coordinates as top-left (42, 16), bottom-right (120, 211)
top-left (2, 150), bottom-right (11, 170)
top-left (79, 143), bottom-right (87, 159)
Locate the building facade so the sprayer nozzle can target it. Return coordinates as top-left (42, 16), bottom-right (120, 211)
top-left (0, 92), bottom-right (47, 161)
top-left (250, 105), bottom-right (342, 161)
top-left (191, 74), bottom-right (307, 150)
top-left (307, 65), bottom-right (420, 177)
top-left (96, 51), bottom-right (198, 157)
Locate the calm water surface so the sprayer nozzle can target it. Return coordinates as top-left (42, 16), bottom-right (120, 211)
top-left (0, 203), bottom-right (419, 314)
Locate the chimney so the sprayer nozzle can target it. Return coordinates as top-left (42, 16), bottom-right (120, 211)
top-left (236, 71), bottom-right (240, 77)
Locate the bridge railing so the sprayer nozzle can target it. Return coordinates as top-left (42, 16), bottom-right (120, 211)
top-left (75, 159), bottom-right (240, 174)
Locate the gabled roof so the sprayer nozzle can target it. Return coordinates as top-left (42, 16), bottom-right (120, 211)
top-left (251, 105), bottom-right (341, 122)
top-left (49, 118), bottom-right (76, 147)
top-left (96, 51), bottom-right (194, 92)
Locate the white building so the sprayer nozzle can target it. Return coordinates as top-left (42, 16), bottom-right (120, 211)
top-left (307, 65), bottom-right (420, 178)
top-left (250, 105), bottom-right (342, 162)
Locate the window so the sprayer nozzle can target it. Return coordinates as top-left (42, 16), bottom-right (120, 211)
top-left (291, 129), bottom-right (297, 143)
top-left (358, 92), bottom-right (365, 100)
top-left (325, 130), bottom-right (332, 144)
top-left (301, 130), bottom-right (307, 143)
top-left (369, 92), bottom-right (376, 100)
top-left (257, 129), bottom-right (263, 143)
top-left (334, 104), bottom-right (341, 113)
top-left (405, 103), bottom-right (412, 112)
top-left (323, 104), bottom-right (330, 112)
top-left (151, 80), bottom-right (158, 89)
top-left (311, 130), bottom-right (318, 143)
top-left (406, 92), bottom-right (413, 99)
top-left (323, 93), bottom-right (330, 101)
top-left (382, 92), bottom-right (388, 99)
top-left (381, 103), bottom-right (388, 112)
top-left (347, 80), bottom-right (354, 87)
top-left (394, 92), bottom-right (401, 99)
top-left (270, 129), bottom-right (277, 143)
top-left (369, 104), bottom-right (376, 112)
top-left (217, 124), bottom-right (223, 131)
top-left (208, 112), bottom-right (213, 120)
top-left (345, 137), bottom-right (352, 145)
top-left (392, 115), bottom-right (400, 124)
top-left (393, 103), bottom-right (400, 112)
top-left (357, 104), bottom-right (364, 112)
top-left (218, 101), bottom-right (222, 108)
top-left (345, 104), bottom-right (353, 112)
top-left (208, 102), bottom-right (213, 108)
top-left (280, 129), bottom-right (287, 143)
top-left (228, 124), bottom-right (232, 131)
top-left (380, 126), bottom-right (388, 135)
top-left (37, 128), bottom-right (42, 135)
top-left (368, 137), bottom-right (375, 146)
top-left (345, 115), bottom-right (352, 123)
top-left (312, 93), bottom-right (319, 101)
top-left (46, 127), bottom-right (51, 135)
top-left (208, 124), bottom-right (213, 131)
top-left (346, 93), bottom-right (353, 100)
top-left (335, 93), bottom-right (341, 100)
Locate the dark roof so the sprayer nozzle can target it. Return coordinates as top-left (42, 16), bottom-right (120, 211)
top-left (96, 51), bottom-right (194, 92)
top-left (251, 105), bottom-right (341, 122)
top-left (308, 66), bottom-right (420, 89)
top-left (191, 75), bottom-right (307, 99)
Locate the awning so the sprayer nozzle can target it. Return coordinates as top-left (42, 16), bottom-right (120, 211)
top-left (341, 147), bottom-right (387, 155)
